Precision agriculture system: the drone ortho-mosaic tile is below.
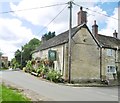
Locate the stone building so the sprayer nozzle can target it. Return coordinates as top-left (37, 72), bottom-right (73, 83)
top-left (1, 56), bottom-right (8, 68)
top-left (33, 7), bottom-right (120, 82)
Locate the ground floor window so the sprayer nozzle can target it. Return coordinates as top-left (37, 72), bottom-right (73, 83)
top-left (107, 66), bottom-right (116, 74)
top-left (106, 65), bottom-right (117, 80)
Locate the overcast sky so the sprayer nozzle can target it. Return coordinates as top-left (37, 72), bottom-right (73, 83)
top-left (0, 0), bottom-right (119, 60)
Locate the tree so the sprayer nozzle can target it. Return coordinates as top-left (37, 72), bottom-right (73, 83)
top-left (11, 58), bottom-right (20, 69)
top-left (0, 51), bottom-right (3, 68)
top-left (15, 49), bottom-right (21, 66)
top-left (42, 31), bottom-right (55, 41)
top-left (14, 38), bottom-right (41, 68)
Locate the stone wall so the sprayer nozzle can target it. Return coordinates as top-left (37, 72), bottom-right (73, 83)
top-left (118, 50), bottom-right (120, 71)
top-left (102, 48), bottom-right (116, 79)
top-left (33, 45), bottom-right (65, 75)
top-left (71, 27), bottom-right (100, 81)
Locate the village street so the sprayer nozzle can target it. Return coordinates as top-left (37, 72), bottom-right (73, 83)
top-left (0, 70), bottom-right (119, 101)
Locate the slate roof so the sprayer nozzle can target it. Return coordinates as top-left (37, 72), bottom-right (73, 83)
top-left (98, 34), bottom-right (120, 49)
top-left (35, 23), bottom-right (87, 51)
top-left (34, 23), bottom-right (120, 52)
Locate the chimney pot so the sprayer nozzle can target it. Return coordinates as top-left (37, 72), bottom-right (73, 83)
top-left (113, 30), bottom-right (118, 38)
top-left (92, 20), bottom-right (98, 39)
top-left (94, 20), bottom-right (96, 25)
top-left (80, 7), bottom-right (83, 11)
top-left (41, 36), bottom-right (47, 43)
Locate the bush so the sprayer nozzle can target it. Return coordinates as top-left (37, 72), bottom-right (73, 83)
top-left (47, 69), bottom-right (62, 83)
top-left (26, 60), bottom-right (33, 73)
top-left (23, 67), bottom-right (27, 72)
top-left (36, 69), bottom-right (41, 74)
top-left (36, 68), bottom-right (43, 76)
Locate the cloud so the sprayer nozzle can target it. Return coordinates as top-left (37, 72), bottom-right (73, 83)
top-left (0, 18), bottom-right (38, 60)
top-left (87, 6), bottom-right (108, 28)
top-left (9, 0), bottom-right (97, 34)
top-left (10, 0), bottom-right (116, 35)
top-left (99, 7), bottom-right (118, 36)
top-left (10, 0), bottom-right (67, 26)
top-left (0, 0), bottom-right (118, 60)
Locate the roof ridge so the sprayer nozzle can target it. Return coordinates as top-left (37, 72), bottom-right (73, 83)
top-left (98, 34), bottom-right (120, 41)
top-left (37, 24), bottom-right (86, 51)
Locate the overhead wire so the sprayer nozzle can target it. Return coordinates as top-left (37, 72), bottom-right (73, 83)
top-left (0, 3), bottom-right (67, 14)
top-left (73, 2), bottom-right (119, 21)
top-left (36, 4), bottom-right (68, 35)
top-left (1, 1), bottom-right (119, 35)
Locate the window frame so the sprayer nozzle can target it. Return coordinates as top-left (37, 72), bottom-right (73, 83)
top-left (107, 65), bottom-right (116, 74)
top-left (106, 49), bottom-right (113, 57)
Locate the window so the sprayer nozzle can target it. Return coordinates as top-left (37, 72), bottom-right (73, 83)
top-left (107, 66), bottom-right (116, 74)
top-left (107, 49), bottom-right (113, 56)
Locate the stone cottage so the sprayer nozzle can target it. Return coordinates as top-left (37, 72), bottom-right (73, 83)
top-left (0, 56), bottom-right (8, 68)
top-left (33, 7), bottom-right (120, 82)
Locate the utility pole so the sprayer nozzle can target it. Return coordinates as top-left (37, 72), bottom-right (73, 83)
top-left (0, 52), bottom-right (3, 68)
top-left (21, 48), bottom-right (23, 69)
top-left (68, 1), bottom-right (72, 83)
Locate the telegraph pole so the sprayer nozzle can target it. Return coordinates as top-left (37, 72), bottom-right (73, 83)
top-left (68, 1), bottom-right (72, 83)
top-left (21, 48), bottom-right (23, 69)
top-left (0, 52), bottom-right (2, 68)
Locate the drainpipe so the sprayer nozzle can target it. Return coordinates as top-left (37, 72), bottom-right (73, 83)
top-left (100, 47), bottom-right (102, 80)
top-left (62, 45), bottom-right (65, 76)
top-left (115, 46), bottom-right (119, 71)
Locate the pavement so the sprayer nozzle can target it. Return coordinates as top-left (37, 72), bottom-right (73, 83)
top-left (0, 70), bottom-right (119, 101)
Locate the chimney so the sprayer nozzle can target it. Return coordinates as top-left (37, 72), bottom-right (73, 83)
top-left (113, 30), bottom-right (118, 38)
top-left (92, 20), bottom-right (98, 39)
top-left (77, 7), bottom-right (87, 25)
top-left (41, 36), bottom-right (46, 43)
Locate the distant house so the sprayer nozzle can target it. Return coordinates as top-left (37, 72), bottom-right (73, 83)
top-left (33, 7), bottom-right (120, 82)
top-left (1, 56), bottom-right (8, 68)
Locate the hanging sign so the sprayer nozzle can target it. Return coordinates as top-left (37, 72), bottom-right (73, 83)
top-left (48, 50), bottom-right (56, 61)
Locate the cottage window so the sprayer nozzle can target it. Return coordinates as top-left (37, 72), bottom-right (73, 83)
top-left (107, 49), bottom-right (113, 56)
top-left (107, 66), bottom-right (116, 74)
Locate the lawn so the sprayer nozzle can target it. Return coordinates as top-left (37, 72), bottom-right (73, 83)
top-left (0, 84), bottom-right (30, 102)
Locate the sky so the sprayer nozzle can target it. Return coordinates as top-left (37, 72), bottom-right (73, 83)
top-left (0, 0), bottom-right (119, 61)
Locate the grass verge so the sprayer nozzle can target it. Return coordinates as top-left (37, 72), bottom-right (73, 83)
top-left (0, 84), bottom-right (30, 102)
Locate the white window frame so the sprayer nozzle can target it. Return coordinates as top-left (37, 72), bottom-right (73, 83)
top-left (106, 49), bottom-right (113, 56)
top-left (107, 65), bottom-right (116, 74)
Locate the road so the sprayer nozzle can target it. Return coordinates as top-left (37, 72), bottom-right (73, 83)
top-left (0, 70), bottom-right (119, 101)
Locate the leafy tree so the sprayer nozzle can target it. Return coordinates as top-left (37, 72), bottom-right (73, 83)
top-left (14, 38), bottom-right (41, 68)
top-left (0, 52), bottom-right (3, 56)
top-left (22, 38), bottom-right (41, 66)
top-left (42, 31), bottom-right (55, 41)
top-left (15, 49), bottom-right (21, 66)
top-left (0, 51), bottom-right (3, 68)
top-left (11, 58), bottom-right (20, 69)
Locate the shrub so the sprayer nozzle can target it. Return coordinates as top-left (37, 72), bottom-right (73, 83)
top-left (36, 68), bottom-right (41, 74)
top-left (23, 67), bottom-right (27, 72)
top-left (26, 60), bottom-right (33, 72)
top-left (36, 68), bottom-right (43, 76)
top-left (47, 69), bottom-right (62, 83)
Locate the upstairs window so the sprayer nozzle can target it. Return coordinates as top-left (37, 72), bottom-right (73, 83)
top-left (107, 49), bottom-right (113, 56)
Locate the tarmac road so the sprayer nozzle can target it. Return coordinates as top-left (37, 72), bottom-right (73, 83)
top-left (0, 70), bottom-right (119, 101)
